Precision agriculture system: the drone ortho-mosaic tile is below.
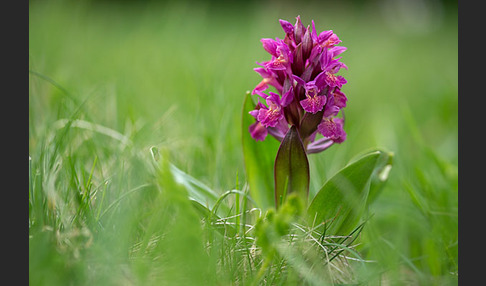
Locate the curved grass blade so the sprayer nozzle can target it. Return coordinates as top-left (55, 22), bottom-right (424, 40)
top-left (274, 125), bottom-right (309, 209)
top-left (150, 147), bottom-right (229, 216)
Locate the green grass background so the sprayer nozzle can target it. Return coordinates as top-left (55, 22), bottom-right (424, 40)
top-left (29, 0), bottom-right (458, 284)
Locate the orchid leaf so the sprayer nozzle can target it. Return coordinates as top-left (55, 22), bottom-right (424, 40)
top-left (274, 125), bottom-right (310, 209)
top-left (367, 151), bottom-right (394, 206)
top-left (242, 92), bottom-right (280, 210)
top-left (307, 150), bottom-right (392, 235)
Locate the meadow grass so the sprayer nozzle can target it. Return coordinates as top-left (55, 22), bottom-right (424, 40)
top-left (29, 0), bottom-right (458, 285)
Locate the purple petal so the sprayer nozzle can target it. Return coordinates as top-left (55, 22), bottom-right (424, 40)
top-left (314, 71), bottom-right (327, 88)
top-left (258, 107), bottom-right (283, 128)
top-left (332, 130), bottom-right (346, 143)
top-left (306, 138), bottom-right (334, 154)
top-left (311, 20), bottom-right (318, 41)
top-left (276, 41), bottom-right (292, 63)
top-left (320, 48), bottom-right (331, 71)
top-left (267, 92), bottom-right (282, 106)
top-left (280, 86), bottom-right (294, 107)
top-left (304, 82), bottom-right (319, 97)
top-left (325, 74), bottom-right (347, 88)
top-left (317, 117), bottom-right (344, 139)
top-left (294, 16), bottom-right (305, 43)
top-left (253, 67), bottom-right (272, 78)
top-left (261, 38), bottom-right (278, 57)
top-left (252, 80), bottom-right (269, 95)
top-left (326, 33), bottom-right (342, 47)
top-left (302, 27), bottom-right (313, 57)
top-left (292, 75), bottom-right (306, 86)
top-left (300, 95), bottom-right (326, 113)
top-left (317, 30), bottom-right (333, 45)
top-left (306, 129), bottom-right (318, 143)
top-left (268, 118), bottom-right (290, 142)
top-left (255, 61), bottom-right (265, 67)
top-left (332, 117), bottom-right (346, 143)
top-left (323, 99), bottom-right (340, 117)
top-left (249, 122), bottom-right (268, 141)
top-left (249, 109), bottom-right (259, 119)
top-left (335, 76), bottom-right (347, 88)
top-left (328, 59), bottom-right (346, 74)
top-left (279, 19), bottom-right (294, 35)
top-left (330, 46), bottom-right (347, 58)
top-left (253, 67), bottom-right (283, 94)
top-left (307, 45), bottom-right (322, 66)
top-left (334, 117), bottom-right (345, 127)
top-left (332, 88), bottom-right (347, 108)
top-left (254, 89), bottom-right (269, 99)
top-left (265, 58), bottom-right (288, 71)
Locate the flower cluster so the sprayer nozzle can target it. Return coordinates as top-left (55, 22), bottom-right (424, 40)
top-left (249, 16), bottom-right (348, 154)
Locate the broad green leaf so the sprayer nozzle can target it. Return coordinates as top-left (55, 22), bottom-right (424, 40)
top-left (307, 150), bottom-right (392, 235)
top-left (241, 92), bottom-right (280, 210)
top-left (367, 151), bottom-right (393, 206)
top-left (274, 125), bottom-right (310, 209)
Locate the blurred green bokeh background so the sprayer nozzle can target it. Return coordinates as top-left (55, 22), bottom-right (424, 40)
top-left (29, 0), bottom-right (458, 284)
top-left (29, 0), bottom-right (458, 185)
